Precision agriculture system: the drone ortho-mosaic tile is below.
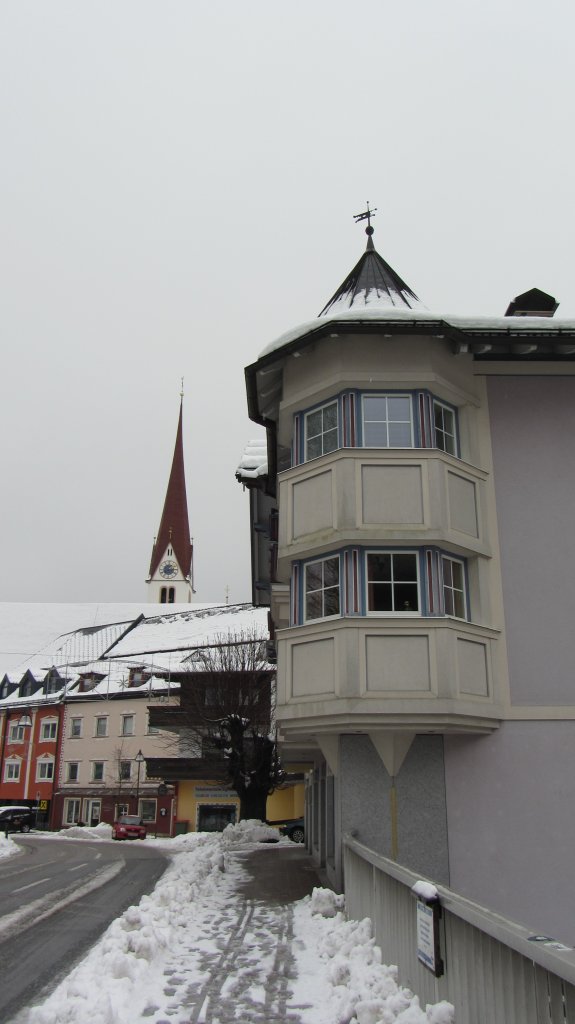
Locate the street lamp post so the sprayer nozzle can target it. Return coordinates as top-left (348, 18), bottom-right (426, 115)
top-left (16, 714), bottom-right (33, 804)
top-left (134, 750), bottom-right (145, 818)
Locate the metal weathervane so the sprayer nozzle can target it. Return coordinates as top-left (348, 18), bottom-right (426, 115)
top-left (353, 203), bottom-right (377, 235)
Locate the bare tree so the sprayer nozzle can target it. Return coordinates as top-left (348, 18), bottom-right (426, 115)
top-left (171, 629), bottom-right (284, 820)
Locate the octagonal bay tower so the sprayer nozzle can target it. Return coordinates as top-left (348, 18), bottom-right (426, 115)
top-left (240, 223), bottom-right (575, 940)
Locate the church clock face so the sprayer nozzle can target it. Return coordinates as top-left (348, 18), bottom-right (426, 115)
top-left (159, 560), bottom-right (178, 579)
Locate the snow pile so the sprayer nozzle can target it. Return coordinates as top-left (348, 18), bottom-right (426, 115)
top-left (292, 886), bottom-right (454, 1024)
top-left (0, 834), bottom-right (20, 860)
top-left (27, 832), bottom-right (227, 1024)
top-left (54, 822), bottom-right (114, 841)
top-left (220, 817), bottom-right (281, 845)
top-left (411, 880), bottom-right (439, 902)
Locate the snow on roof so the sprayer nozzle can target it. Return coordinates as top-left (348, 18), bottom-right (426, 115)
top-left (0, 603), bottom-right (211, 673)
top-left (106, 603), bottom-right (270, 658)
top-left (257, 306), bottom-right (575, 361)
top-left (318, 236), bottom-right (425, 318)
top-left (236, 440), bottom-right (268, 482)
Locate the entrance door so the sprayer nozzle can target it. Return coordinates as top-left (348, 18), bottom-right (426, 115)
top-left (197, 804), bottom-right (237, 832)
top-left (85, 800), bottom-right (101, 827)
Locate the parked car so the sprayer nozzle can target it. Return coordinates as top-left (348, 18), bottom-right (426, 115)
top-left (0, 806), bottom-right (34, 834)
top-left (111, 815), bottom-right (147, 840)
top-left (278, 818), bottom-right (305, 843)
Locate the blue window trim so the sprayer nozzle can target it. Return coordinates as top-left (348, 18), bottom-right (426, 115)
top-left (292, 546), bottom-right (470, 624)
top-left (294, 389), bottom-right (461, 464)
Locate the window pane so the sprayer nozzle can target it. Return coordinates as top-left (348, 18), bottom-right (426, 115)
top-left (394, 583), bottom-right (419, 612)
top-left (364, 422), bottom-right (388, 447)
top-left (368, 583), bottom-right (392, 611)
top-left (451, 560), bottom-right (463, 590)
top-left (368, 553), bottom-right (391, 582)
top-left (322, 403), bottom-right (338, 431)
top-left (392, 554), bottom-right (418, 581)
top-left (444, 589), bottom-right (454, 616)
top-left (324, 587), bottom-right (340, 617)
top-left (387, 396), bottom-right (411, 420)
top-left (306, 562), bottom-right (322, 591)
top-left (306, 591), bottom-right (323, 620)
top-left (453, 590), bottom-right (465, 618)
top-left (364, 396), bottom-right (388, 421)
top-left (323, 427), bottom-right (338, 453)
top-left (442, 558), bottom-right (453, 587)
top-left (323, 558), bottom-right (339, 588)
top-left (306, 409), bottom-right (322, 436)
top-left (388, 422), bottom-right (412, 447)
top-left (306, 435), bottom-right (322, 460)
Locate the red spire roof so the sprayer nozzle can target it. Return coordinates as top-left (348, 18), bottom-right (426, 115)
top-left (149, 401), bottom-right (193, 581)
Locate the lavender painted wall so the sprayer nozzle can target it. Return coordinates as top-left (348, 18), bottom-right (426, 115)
top-left (488, 375), bottom-right (575, 705)
top-left (445, 722), bottom-right (575, 944)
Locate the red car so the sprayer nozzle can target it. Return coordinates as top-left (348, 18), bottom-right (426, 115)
top-left (112, 815), bottom-right (147, 840)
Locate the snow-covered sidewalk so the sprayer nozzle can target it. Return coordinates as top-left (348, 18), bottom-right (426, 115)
top-left (15, 822), bottom-right (453, 1024)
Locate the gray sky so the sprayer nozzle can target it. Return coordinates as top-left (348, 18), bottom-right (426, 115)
top-left (1, 0), bottom-right (574, 605)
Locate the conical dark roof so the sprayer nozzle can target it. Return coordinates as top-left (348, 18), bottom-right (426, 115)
top-left (319, 231), bottom-right (425, 317)
top-left (149, 401), bottom-right (193, 580)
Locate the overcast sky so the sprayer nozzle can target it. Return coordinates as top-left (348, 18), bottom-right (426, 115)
top-left (1, 0), bottom-right (573, 606)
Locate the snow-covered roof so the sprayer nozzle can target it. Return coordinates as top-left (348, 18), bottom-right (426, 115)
top-left (258, 306), bottom-right (575, 361)
top-left (0, 602), bottom-right (211, 673)
top-left (106, 604), bottom-right (270, 659)
top-left (236, 440), bottom-right (268, 482)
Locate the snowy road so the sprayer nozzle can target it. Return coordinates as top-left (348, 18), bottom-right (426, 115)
top-left (0, 836), bottom-right (168, 1022)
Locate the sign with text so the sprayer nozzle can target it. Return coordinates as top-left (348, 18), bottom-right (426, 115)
top-left (194, 788), bottom-right (237, 800)
top-left (416, 899), bottom-right (444, 977)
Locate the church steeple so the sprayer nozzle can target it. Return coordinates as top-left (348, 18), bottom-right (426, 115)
top-left (147, 396), bottom-right (194, 604)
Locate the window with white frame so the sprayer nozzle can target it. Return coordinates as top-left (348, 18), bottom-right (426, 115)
top-left (70, 717), bottom-right (83, 738)
top-left (64, 799), bottom-right (81, 825)
top-left (366, 552), bottom-right (420, 613)
top-left (442, 556), bottom-right (467, 619)
top-left (36, 759), bottom-right (54, 782)
top-left (66, 762), bottom-right (80, 783)
top-left (40, 720), bottom-right (58, 741)
top-left (94, 717), bottom-right (108, 738)
top-left (121, 714), bottom-right (135, 737)
top-left (304, 556), bottom-right (340, 620)
top-left (362, 394), bottom-right (413, 448)
top-left (4, 758), bottom-right (21, 782)
top-left (92, 761), bottom-right (105, 782)
top-left (8, 724), bottom-right (25, 743)
top-left (433, 400), bottom-right (457, 456)
top-left (304, 401), bottom-right (338, 461)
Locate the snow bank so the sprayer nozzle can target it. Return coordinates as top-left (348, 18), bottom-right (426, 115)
top-left (220, 817), bottom-right (281, 846)
top-left (53, 822), bottom-right (114, 841)
top-left (292, 886), bottom-right (454, 1024)
top-left (0, 834), bottom-right (21, 860)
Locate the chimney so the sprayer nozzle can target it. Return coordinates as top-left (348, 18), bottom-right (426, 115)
top-left (505, 288), bottom-right (559, 318)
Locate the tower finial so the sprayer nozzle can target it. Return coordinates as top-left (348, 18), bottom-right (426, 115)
top-left (180, 376), bottom-right (184, 399)
top-left (353, 202), bottom-right (377, 248)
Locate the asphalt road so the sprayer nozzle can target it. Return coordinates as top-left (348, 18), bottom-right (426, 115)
top-left (0, 834), bottom-right (169, 1022)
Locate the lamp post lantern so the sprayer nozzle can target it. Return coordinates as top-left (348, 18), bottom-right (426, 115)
top-left (134, 750), bottom-right (145, 817)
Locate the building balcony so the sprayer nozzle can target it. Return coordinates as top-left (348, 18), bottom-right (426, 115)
top-left (277, 448), bottom-right (491, 569)
top-left (275, 616), bottom-right (505, 738)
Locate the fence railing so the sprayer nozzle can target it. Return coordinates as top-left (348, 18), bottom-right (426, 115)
top-left (343, 835), bottom-right (575, 1023)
